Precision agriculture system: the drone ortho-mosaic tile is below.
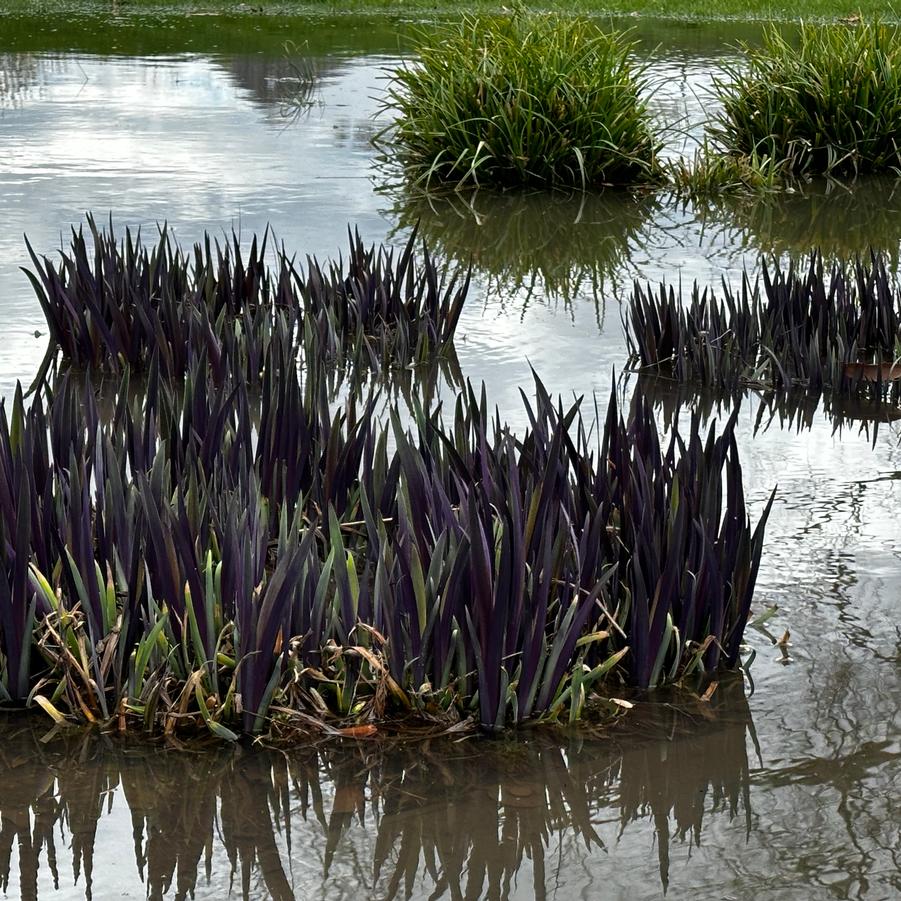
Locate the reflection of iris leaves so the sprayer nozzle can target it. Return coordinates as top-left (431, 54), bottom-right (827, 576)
top-left (634, 374), bottom-right (901, 447)
top-left (0, 686), bottom-right (756, 899)
top-left (697, 178), bottom-right (901, 263)
top-left (387, 188), bottom-right (661, 312)
top-left (614, 682), bottom-right (756, 893)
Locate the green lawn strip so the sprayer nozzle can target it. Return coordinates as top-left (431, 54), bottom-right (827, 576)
top-left (0, 0), bottom-right (897, 24)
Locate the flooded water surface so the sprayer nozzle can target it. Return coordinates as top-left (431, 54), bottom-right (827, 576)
top-left (0, 11), bottom-right (899, 901)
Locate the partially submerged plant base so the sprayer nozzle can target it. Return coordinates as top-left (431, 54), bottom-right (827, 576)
top-left (666, 139), bottom-right (788, 199)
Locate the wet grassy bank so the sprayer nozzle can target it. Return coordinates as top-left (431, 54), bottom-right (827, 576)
top-left (0, 0), bottom-right (897, 26)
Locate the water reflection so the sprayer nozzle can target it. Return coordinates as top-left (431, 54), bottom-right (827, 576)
top-left (1, 24), bottom-right (901, 900)
top-left (0, 53), bottom-right (68, 110)
top-left (387, 188), bottom-right (663, 310)
top-left (0, 53), bottom-right (38, 109)
top-left (0, 684), bottom-right (756, 900)
top-left (634, 374), bottom-right (901, 444)
top-left (222, 53), bottom-right (321, 119)
top-left (697, 178), bottom-right (901, 264)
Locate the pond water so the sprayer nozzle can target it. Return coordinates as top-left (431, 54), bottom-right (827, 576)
top-left (0, 11), bottom-right (900, 901)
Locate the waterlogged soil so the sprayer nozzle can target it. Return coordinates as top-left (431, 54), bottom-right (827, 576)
top-left (0, 13), bottom-right (900, 901)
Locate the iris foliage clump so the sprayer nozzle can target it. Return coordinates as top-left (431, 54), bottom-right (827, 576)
top-left (382, 13), bottom-right (662, 189)
top-left (713, 21), bottom-right (901, 177)
top-left (25, 216), bottom-right (466, 387)
top-left (0, 220), bottom-right (773, 739)
top-left (627, 252), bottom-right (901, 402)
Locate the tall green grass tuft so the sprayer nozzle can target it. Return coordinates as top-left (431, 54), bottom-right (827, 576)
top-left (713, 21), bottom-right (901, 177)
top-left (380, 13), bottom-right (662, 189)
top-left (667, 138), bottom-right (787, 200)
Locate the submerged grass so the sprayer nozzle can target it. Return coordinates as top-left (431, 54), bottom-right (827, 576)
top-left (712, 21), bottom-right (901, 178)
top-left (379, 13), bottom-right (662, 190)
top-left (666, 139), bottom-right (788, 200)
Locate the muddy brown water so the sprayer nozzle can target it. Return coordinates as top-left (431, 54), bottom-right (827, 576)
top-left (0, 13), bottom-right (899, 900)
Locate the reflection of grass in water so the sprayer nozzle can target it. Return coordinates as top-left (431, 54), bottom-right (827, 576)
top-left (696, 177), bottom-right (901, 263)
top-left (0, 53), bottom-right (35, 104)
top-left (272, 44), bottom-right (320, 121)
top-left (388, 188), bottom-right (661, 314)
top-left (0, 52), bottom-right (48, 109)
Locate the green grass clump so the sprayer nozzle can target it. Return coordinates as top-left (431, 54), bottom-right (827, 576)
top-left (667, 139), bottom-right (787, 199)
top-left (713, 21), bottom-right (901, 177)
top-left (381, 13), bottom-right (662, 189)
